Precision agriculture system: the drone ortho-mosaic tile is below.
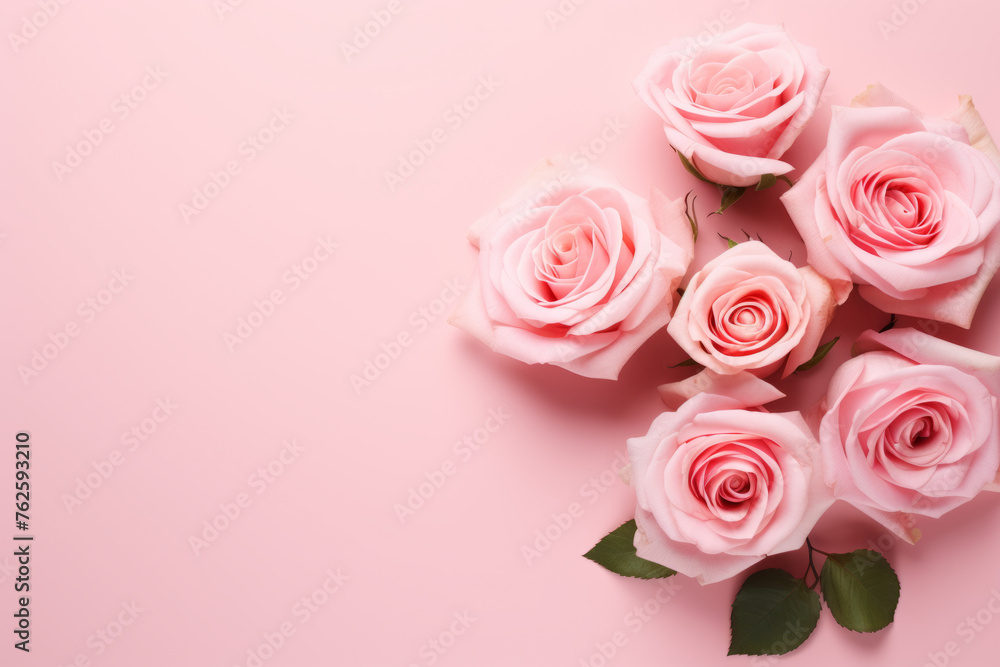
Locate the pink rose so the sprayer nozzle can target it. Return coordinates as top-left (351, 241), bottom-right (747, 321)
top-left (629, 371), bottom-right (832, 584)
top-left (633, 23), bottom-right (829, 188)
top-left (782, 84), bottom-right (1000, 327)
top-left (817, 328), bottom-right (1000, 543)
top-left (667, 241), bottom-right (837, 378)
top-left (449, 161), bottom-right (693, 380)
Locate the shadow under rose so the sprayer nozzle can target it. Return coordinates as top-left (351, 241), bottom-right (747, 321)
top-left (451, 325), bottom-right (701, 435)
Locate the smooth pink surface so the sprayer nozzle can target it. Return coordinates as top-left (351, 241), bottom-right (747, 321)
top-left (3, 1), bottom-right (1000, 666)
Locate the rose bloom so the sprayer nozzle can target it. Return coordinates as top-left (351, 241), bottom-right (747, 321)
top-left (782, 84), bottom-right (1000, 328)
top-left (449, 161), bottom-right (693, 380)
top-left (667, 241), bottom-right (837, 378)
top-left (628, 371), bottom-right (832, 584)
top-left (634, 23), bottom-right (829, 188)
top-left (817, 328), bottom-right (1000, 543)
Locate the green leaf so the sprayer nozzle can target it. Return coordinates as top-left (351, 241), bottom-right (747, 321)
top-left (777, 174), bottom-right (796, 188)
top-left (718, 232), bottom-right (739, 249)
top-left (795, 337), bottom-right (840, 373)
top-left (756, 173), bottom-right (777, 190)
top-left (729, 569), bottom-right (821, 656)
top-left (668, 358), bottom-right (702, 369)
top-left (584, 520), bottom-right (676, 580)
top-left (676, 151), bottom-right (713, 184)
top-left (716, 186), bottom-right (747, 214)
top-left (820, 550), bottom-right (900, 633)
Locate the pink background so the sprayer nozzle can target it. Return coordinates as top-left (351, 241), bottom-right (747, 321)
top-left (3, 1), bottom-right (1000, 665)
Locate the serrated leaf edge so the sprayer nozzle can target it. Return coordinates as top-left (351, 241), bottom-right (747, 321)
top-left (819, 551), bottom-right (901, 634)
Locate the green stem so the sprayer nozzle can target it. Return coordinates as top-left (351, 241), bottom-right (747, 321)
top-left (802, 538), bottom-right (825, 589)
top-left (806, 538), bottom-right (832, 557)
